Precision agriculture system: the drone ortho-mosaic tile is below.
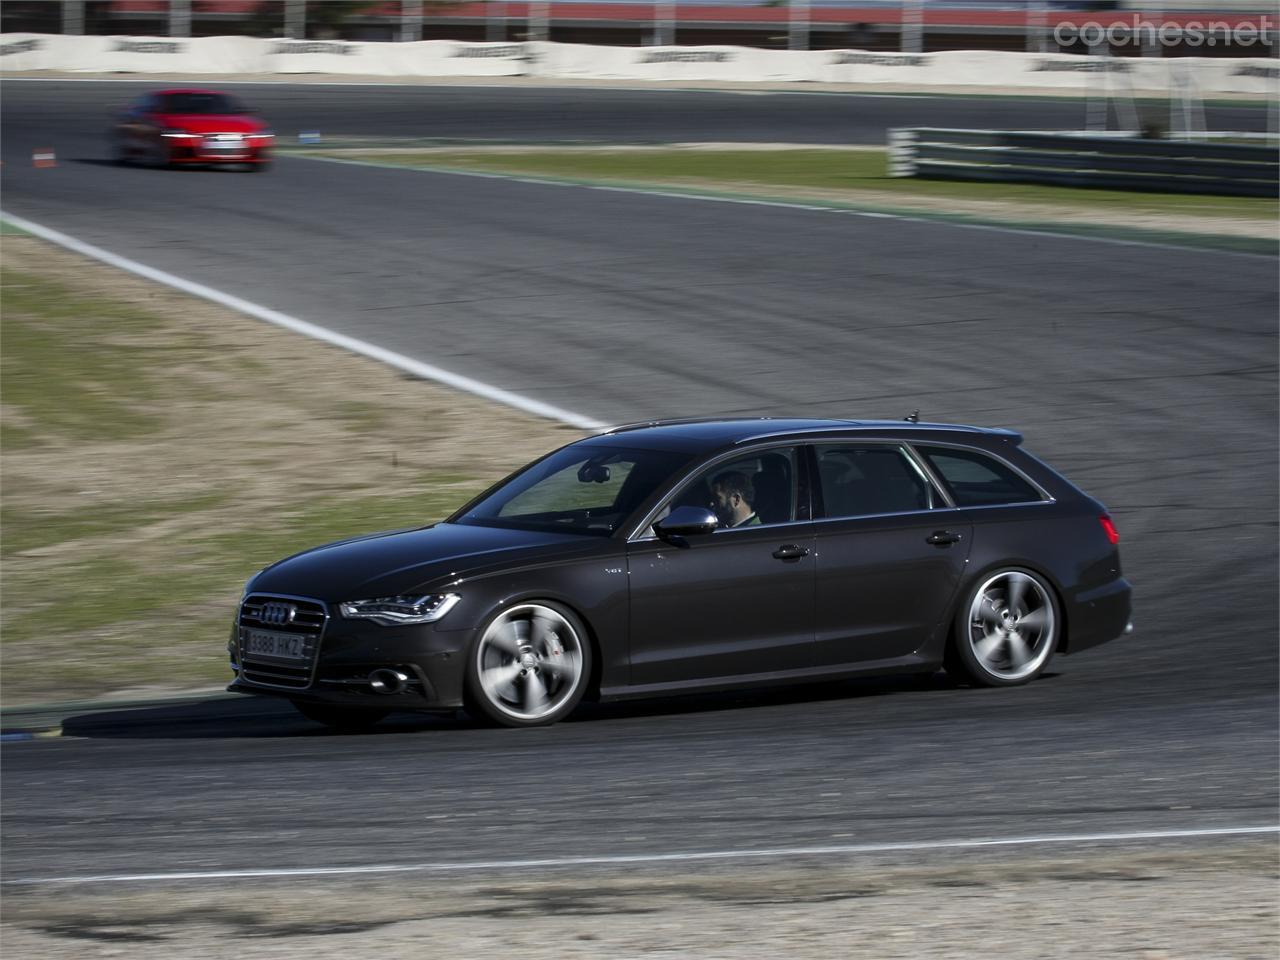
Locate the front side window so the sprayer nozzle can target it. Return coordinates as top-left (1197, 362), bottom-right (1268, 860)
top-left (915, 445), bottom-right (1043, 507)
top-left (666, 447), bottom-right (802, 530)
top-left (453, 445), bottom-right (690, 537)
top-left (814, 443), bottom-right (941, 518)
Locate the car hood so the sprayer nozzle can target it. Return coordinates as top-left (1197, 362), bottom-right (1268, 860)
top-left (249, 522), bottom-right (600, 601)
top-left (156, 113), bottom-right (265, 134)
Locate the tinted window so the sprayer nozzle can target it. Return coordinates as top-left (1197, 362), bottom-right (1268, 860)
top-left (668, 447), bottom-right (801, 530)
top-left (159, 92), bottom-right (246, 114)
top-left (454, 445), bottom-right (689, 537)
top-left (916, 445), bottom-right (1042, 507)
top-left (815, 444), bottom-right (940, 518)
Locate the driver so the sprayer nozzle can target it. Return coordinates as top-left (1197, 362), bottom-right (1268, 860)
top-left (710, 471), bottom-right (761, 528)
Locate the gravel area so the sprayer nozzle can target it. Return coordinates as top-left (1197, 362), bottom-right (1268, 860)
top-left (3, 841), bottom-right (1276, 959)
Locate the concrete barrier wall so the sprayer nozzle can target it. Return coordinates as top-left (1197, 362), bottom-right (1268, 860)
top-left (2, 33), bottom-right (1276, 95)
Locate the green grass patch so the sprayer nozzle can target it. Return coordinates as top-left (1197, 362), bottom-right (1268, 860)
top-left (1, 268), bottom-right (184, 444)
top-left (318, 148), bottom-right (1278, 222)
top-left (1, 485), bottom-right (484, 669)
top-left (1, 493), bottom-right (229, 557)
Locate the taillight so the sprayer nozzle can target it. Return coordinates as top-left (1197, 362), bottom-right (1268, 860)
top-left (1099, 514), bottom-right (1120, 545)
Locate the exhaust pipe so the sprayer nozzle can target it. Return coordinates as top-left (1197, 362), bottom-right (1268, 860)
top-left (368, 669), bottom-right (409, 695)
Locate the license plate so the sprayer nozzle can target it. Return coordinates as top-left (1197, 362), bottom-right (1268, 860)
top-left (204, 137), bottom-right (244, 150)
top-left (243, 629), bottom-right (308, 661)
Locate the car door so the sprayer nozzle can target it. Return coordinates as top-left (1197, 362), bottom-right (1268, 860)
top-left (626, 444), bottom-right (816, 687)
top-left (809, 441), bottom-right (971, 666)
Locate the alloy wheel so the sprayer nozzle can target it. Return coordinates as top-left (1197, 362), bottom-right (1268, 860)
top-left (964, 570), bottom-right (1057, 683)
top-left (471, 603), bottom-right (587, 725)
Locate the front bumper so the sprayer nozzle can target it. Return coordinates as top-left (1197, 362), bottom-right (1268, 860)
top-left (165, 135), bottom-right (272, 164)
top-left (228, 594), bottom-right (470, 710)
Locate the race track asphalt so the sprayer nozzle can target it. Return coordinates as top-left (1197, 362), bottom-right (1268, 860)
top-left (1, 80), bottom-right (1276, 885)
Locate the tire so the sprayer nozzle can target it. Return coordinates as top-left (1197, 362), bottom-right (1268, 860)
top-left (464, 601), bottom-right (592, 728)
top-left (291, 701), bottom-right (389, 731)
top-left (947, 568), bottom-right (1059, 687)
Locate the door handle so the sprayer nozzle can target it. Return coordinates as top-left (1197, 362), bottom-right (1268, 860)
top-left (772, 544), bottom-right (810, 560)
top-left (926, 531), bottom-right (963, 546)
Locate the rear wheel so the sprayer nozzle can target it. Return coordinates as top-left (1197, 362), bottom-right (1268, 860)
top-left (947, 569), bottom-right (1059, 686)
top-left (291, 701), bottom-right (389, 731)
top-left (465, 602), bottom-right (591, 727)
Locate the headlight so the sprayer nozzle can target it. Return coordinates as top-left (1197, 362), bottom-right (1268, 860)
top-left (339, 594), bottom-right (460, 626)
top-left (160, 128), bottom-right (195, 138)
top-left (248, 129), bottom-right (274, 138)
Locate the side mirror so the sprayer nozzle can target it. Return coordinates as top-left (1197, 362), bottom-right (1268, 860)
top-left (653, 505), bottom-right (719, 541)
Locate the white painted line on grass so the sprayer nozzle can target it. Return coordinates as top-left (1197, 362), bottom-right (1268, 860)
top-left (6, 825), bottom-right (1276, 886)
top-left (0, 211), bottom-right (607, 432)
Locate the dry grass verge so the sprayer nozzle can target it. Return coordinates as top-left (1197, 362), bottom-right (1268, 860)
top-left (0, 236), bottom-right (581, 705)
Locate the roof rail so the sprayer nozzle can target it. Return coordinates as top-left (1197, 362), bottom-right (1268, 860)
top-left (600, 416), bottom-right (778, 435)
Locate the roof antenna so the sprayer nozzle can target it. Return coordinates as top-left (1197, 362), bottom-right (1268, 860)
top-left (904, 409), bottom-right (919, 423)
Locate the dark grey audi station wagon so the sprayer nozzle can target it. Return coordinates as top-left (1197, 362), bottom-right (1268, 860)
top-left (228, 418), bottom-right (1132, 728)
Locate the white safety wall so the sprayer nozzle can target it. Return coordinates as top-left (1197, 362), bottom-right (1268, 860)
top-left (2, 33), bottom-right (1276, 95)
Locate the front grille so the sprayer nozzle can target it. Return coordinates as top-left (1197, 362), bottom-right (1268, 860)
top-left (237, 594), bottom-right (327, 689)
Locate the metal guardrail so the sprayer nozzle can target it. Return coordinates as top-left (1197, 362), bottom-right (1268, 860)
top-left (888, 129), bottom-right (1279, 197)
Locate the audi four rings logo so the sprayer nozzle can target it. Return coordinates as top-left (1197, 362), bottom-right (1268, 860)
top-left (261, 602), bottom-right (297, 626)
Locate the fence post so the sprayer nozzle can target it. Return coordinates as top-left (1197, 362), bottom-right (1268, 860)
top-left (61, 0), bottom-right (84, 35)
top-left (170, 0), bottom-right (191, 38)
top-left (284, 0), bottom-right (305, 39)
top-left (654, 1), bottom-right (676, 46)
top-left (1086, 43), bottom-right (1108, 131)
top-left (1027, 0), bottom-right (1048, 54)
top-left (487, 1), bottom-right (506, 41)
top-left (401, 0), bottom-right (423, 42)
top-left (888, 128), bottom-right (918, 177)
top-left (790, 0), bottom-right (810, 51)
top-left (530, 0), bottom-right (550, 41)
top-left (1141, 1), bottom-right (1163, 58)
top-left (901, 0), bottom-right (923, 54)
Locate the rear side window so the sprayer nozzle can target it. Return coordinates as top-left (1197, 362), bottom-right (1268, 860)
top-left (814, 444), bottom-right (941, 518)
top-left (916, 446), bottom-right (1042, 507)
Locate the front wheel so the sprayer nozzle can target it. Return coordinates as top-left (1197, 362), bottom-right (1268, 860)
top-left (947, 569), bottom-right (1059, 686)
top-left (291, 701), bottom-right (389, 731)
top-left (465, 602), bottom-right (591, 727)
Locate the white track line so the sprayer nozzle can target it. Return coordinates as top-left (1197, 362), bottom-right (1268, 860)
top-left (6, 825), bottom-right (1276, 886)
top-left (303, 156), bottom-right (1273, 258)
top-left (0, 210), bottom-right (607, 431)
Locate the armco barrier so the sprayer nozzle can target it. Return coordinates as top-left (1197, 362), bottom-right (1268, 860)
top-left (1, 34), bottom-right (1277, 96)
top-left (888, 128), bottom-right (1279, 197)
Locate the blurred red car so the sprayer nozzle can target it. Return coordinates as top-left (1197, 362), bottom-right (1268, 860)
top-left (112, 88), bottom-right (273, 171)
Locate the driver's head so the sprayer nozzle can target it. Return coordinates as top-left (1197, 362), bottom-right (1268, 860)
top-left (710, 471), bottom-right (754, 526)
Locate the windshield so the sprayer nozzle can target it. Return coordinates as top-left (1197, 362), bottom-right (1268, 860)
top-left (452, 445), bottom-right (691, 537)
top-left (159, 92), bottom-right (247, 115)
